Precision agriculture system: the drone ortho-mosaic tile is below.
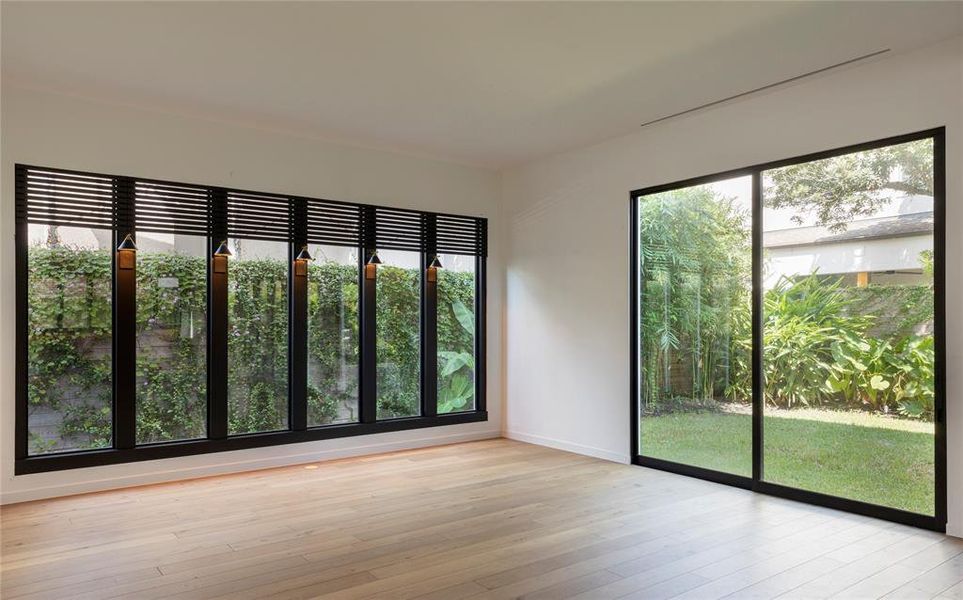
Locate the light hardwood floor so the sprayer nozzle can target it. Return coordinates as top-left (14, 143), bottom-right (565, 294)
top-left (1, 439), bottom-right (961, 599)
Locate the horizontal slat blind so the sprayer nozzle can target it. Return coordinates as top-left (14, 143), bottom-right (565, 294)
top-left (226, 190), bottom-right (291, 242)
top-left (134, 181), bottom-right (210, 236)
top-left (16, 165), bottom-right (488, 257)
top-left (436, 213), bottom-right (486, 256)
top-left (16, 166), bottom-right (114, 229)
top-left (374, 206), bottom-right (424, 253)
top-left (305, 198), bottom-right (362, 247)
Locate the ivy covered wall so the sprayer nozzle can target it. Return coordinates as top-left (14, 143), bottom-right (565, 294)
top-left (26, 247), bottom-right (476, 454)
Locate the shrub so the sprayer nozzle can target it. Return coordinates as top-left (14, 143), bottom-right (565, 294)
top-left (728, 273), bottom-right (934, 417)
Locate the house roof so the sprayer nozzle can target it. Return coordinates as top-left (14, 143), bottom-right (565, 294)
top-left (764, 211), bottom-right (934, 249)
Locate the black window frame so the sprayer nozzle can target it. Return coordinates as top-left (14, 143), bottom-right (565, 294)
top-left (15, 165), bottom-right (487, 474)
top-left (629, 127), bottom-right (946, 531)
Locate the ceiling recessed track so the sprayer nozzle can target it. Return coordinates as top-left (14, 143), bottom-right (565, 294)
top-left (640, 48), bottom-right (891, 129)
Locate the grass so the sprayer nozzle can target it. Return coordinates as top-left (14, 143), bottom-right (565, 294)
top-left (640, 408), bottom-right (934, 515)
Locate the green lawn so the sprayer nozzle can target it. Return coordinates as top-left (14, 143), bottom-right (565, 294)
top-left (640, 409), bottom-right (934, 515)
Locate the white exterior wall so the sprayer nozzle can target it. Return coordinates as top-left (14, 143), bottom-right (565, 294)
top-left (765, 234), bottom-right (932, 287)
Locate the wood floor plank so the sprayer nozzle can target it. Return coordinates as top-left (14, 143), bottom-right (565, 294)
top-left (0, 439), bottom-right (957, 600)
top-left (777, 532), bottom-right (955, 599)
top-left (882, 552), bottom-right (963, 599)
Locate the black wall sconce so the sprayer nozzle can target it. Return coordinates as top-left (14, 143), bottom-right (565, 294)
top-left (212, 239), bottom-right (231, 274)
top-left (294, 245), bottom-right (313, 276)
top-left (116, 233), bottom-right (137, 270)
top-left (365, 249), bottom-right (382, 280)
top-left (427, 254), bottom-right (442, 282)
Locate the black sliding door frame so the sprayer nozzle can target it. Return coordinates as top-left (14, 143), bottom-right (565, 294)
top-left (629, 127), bottom-right (946, 531)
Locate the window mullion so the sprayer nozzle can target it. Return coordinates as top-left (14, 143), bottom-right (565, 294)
top-left (209, 188), bottom-right (229, 440)
top-left (114, 176), bottom-right (136, 449)
top-left (475, 255), bottom-right (487, 414)
top-left (290, 199), bottom-right (308, 431)
top-left (360, 206), bottom-right (377, 424)
top-left (423, 215), bottom-right (438, 418)
top-left (14, 166), bottom-right (29, 460)
top-left (750, 169), bottom-right (763, 483)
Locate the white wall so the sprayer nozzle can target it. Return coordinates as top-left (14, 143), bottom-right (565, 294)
top-left (0, 84), bottom-right (503, 504)
top-left (501, 37), bottom-right (963, 532)
top-left (765, 235), bottom-right (932, 288)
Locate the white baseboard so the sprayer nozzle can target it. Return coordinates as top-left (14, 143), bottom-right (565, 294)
top-left (504, 430), bottom-right (629, 464)
top-left (2, 429), bottom-right (501, 505)
top-left (947, 522), bottom-right (962, 539)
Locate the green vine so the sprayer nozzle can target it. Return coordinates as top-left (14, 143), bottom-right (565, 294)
top-left (27, 246), bottom-right (476, 454)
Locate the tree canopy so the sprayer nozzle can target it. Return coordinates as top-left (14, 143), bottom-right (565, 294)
top-left (763, 139), bottom-right (933, 232)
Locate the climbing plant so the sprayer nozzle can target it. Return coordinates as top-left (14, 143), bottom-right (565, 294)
top-left (136, 250), bottom-right (208, 444)
top-left (227, 257), bottom-right (289, 434)
top-left (26, 246), bottom-right (476, 454)
top-left (27, 245), bottom-right (112, 453)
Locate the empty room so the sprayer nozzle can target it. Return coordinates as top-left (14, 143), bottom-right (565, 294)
top-left (1, 2), bottom-right (962, 598)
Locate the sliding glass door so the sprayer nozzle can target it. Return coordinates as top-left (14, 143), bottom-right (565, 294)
top-left (631, 129), bottom-right (944, 529)
top-left (761, 138), bottom-right (936, 515)
top-left (636, 175), bottom-right (753, 477)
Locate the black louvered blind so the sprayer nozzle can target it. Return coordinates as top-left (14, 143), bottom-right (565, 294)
top-left (16, 166), bottom-right (114, 229)
top-left (16, 164), bottom-right (487, 257)
top-left (227, 190), bottom-right (291, 242)
top-left (305, 198), bottom-right (362, 248)
top-left (134, 180), bottom-right (210, 236)
top-left (437, 213), bottom-right (486, 256)
top-left (373, 206), bottom-right (424, 253)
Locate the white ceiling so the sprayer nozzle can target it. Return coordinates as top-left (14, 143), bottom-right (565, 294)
top-left (2, 2), bottom-right (961, 168)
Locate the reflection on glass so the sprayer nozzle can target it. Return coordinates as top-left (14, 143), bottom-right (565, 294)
top-left (437, 254), bottom-right (475, 414)
top-left (376, 250), bottom-right (421, 419)
top-left (135, 233), bottom-right (207, 444)
top-left (307, 245), bottom-right (360, 426)
top-left (228, 239), bottom-right (289, 434)
top-left (637, 176), bottom-right (753, 476)
top-left (27, 224), bottom-right (113, 454)
top-left (762, 138), bottom-right (935, 515)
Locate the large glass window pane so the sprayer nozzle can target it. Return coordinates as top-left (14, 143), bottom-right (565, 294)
top-left (762, 138), bottom-right (935, 514)
top-left (437, 254), bottom-right (475, 414)
top-left (26, 224), bottom-right (112, 454)
top-left (227, 239), bottom-right (289, 434)
top-left (307, 245), bottom-right (360, 426)
top-left (637, 176), bottom-right (752, 476)
top-left (376, 250), bottom-right (421, 419)
top-left (135, 233), bottom-right (207, 444)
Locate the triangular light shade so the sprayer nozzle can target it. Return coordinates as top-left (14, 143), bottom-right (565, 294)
top-left (429, 255), bottom-right (443, 269)
top-left (296, 246), bottom-right (314, 261)
top-left (117, 234), bottom-right (137, 252)
top-left (213, 240), bottom-right (233, 257)
top-left (367, 250), bottom-right (383, 265)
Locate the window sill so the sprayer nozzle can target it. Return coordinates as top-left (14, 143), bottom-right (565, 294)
top-left (15, 411), bottom-right (488, 475)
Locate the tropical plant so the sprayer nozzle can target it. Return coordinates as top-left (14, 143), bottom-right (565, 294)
top-left (825, 335), bottom-right (934, 417)
top-left (728, 273), bottom-right (934, 416)
top-left (638, 184), bottom-right (751, 409)
top-left (755, 274), bottom-right (872, 408)
top-left (438, 299), bottom-right (475, 413)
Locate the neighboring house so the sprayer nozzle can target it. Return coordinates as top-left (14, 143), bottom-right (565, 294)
top-left (763, 194), bottom-right (934, 289)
